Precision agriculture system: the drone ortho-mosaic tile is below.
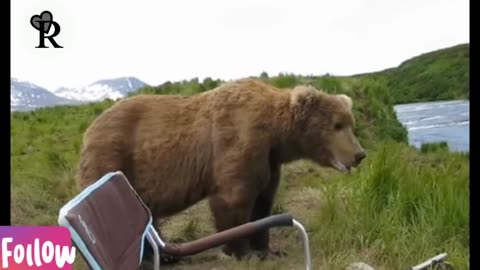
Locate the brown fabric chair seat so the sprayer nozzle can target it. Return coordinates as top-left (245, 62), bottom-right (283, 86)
top-left (58, 171), bottom-right (156, 270)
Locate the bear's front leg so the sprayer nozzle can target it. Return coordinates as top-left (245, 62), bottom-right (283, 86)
top-left (209, 186), bottom-right (257, 259)
top-left (248, 162), bottom-right (285, 258)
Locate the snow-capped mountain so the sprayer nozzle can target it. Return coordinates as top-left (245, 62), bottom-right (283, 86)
top-left (11, 78), bottom-right (80, 111)
top-left (11, 77), bottom-right (149, 112)
top-left (53, 77), bottom-right (148, 102)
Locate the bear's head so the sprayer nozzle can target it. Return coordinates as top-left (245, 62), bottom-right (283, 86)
top-left (290, 85), bottom-right (366, 172)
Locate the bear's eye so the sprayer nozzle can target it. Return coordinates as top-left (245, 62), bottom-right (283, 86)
top-left (334, 122), bottom-right (344, 130)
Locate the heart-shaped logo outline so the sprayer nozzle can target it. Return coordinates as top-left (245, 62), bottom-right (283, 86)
top-left (30, 11), bottom-right (53, 33)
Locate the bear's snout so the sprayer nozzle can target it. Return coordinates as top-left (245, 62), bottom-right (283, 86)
top-left (353, 151), bottom-right (367, 166)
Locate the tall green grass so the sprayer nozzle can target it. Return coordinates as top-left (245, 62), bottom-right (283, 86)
top-left (10, 101), bottom-right (114, 225)
top-left (307, 142), bottom-right (469, 269)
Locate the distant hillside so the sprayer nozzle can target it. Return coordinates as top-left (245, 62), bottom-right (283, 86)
top-left (357, 43), bottom-right (469, 104)
top-left (134, 44), bottom-right (469, 106)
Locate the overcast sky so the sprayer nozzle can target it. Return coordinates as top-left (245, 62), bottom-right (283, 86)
top-left (11, 0), bottom-right (469, 90)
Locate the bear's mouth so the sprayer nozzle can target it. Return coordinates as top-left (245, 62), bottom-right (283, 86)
top-left (331, 160), bottom-right (351, 173)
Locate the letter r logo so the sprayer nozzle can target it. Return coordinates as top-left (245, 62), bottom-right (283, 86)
top-left (30, 11), bottom-right (63, 48)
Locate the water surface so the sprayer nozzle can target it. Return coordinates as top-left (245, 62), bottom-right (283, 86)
top-left (393, 100), bottom-right (469, 152)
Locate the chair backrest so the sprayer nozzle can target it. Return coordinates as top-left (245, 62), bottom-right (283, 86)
top-left (58, 171), bottom-right (154, 270)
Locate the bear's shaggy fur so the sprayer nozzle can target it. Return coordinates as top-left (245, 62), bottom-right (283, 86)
top-left (75, 78), bottom-right (365, 259)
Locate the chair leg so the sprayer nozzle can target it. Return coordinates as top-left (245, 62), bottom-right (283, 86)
top-left (148, 224), bottom-right (166, 248)
top-left (292, 219), bottom-right (311, 270)
top-left (145, 231), bottom-right (160, 270)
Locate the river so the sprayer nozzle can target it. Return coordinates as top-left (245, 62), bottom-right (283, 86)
top-left (393, 100), bottom-right (469, 152)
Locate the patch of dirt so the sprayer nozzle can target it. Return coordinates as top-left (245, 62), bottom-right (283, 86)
top-left (150, 179), bottom-right (324, 270)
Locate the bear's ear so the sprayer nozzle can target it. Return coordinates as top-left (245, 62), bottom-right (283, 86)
top-left (290, 86), bottom-right (319, 120)
top-left (336, 94), bottom-right (353, 111)
top-left (290, 86), bottom-right (318, 107)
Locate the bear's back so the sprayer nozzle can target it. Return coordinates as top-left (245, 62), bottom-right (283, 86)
top-left (76, 79), bottom-right (286, 195)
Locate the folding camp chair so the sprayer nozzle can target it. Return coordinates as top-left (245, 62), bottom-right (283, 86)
top-left (58, 171), bottom-right (312, 270)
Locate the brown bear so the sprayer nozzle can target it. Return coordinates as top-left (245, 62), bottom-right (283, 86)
top-left (75, 78), bottom-right (366, 261)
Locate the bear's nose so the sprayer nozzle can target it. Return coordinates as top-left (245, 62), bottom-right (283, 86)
top-left (355, 151), bottom-right (367, 163)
